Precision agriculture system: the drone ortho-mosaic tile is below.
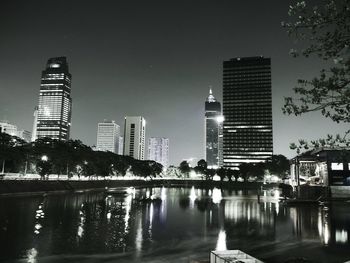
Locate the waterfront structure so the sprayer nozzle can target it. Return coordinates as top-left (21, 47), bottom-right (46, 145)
top-left (222, 56), bottom-right (273, 169)
top-left (118, 136), bottom-right (124, 155)
top-left (96, 120), bottom-right (120, 153)
top-left (290, 148), bottom-right (350, 187)
top-left (123, 116), bottom-right (146, 160)
top-left (34, 57), bottom-right (72, 141)
top-left (148, 137), bottom-right (169, 168)
top-left (205, 88), bottom-right (223, 169)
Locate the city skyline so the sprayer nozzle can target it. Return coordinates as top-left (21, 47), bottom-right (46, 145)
top-left (0, 0), bottom-right (348, 165)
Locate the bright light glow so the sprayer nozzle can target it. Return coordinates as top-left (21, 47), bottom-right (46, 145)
top-left (216, 229), bottom-right (227, 251)
top-left (124, 194), bottom-right (132, 233)
top-left (161, 186), bottom-right (167, 201)
top-left (216, 115), bottom-right (224, 123)
top-left (212, 188), bottom-right (222, 204)
top-left (41, 155), bottom-right (48, 161)
top-left (335, 229), bottom-right (348, 243)
top-left (213, 175), bottom-right (220, 181)
top-left (50, 63), bottom-right (60, 68)
top-left (26, 248), bottom-right (38, 263)
top-left (106, 212), bottom-right (111, 220)
top-left (126, 187), bottom-right (135, 195)
top-left (189, 186), bottom-right (196, 201)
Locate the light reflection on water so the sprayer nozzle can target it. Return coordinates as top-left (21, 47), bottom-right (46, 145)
top-left (0, 187), bottom-right (349, 263)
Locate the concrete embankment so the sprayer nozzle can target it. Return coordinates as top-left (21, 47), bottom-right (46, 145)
top-left (0, 179), bottom-right (267, 196)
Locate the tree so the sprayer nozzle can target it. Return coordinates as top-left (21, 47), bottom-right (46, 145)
top-left (216, 168), bottom-right (227, 181)
top-left (282, 0), bottom-right (350, 152)
top-left (36, 158), bottom-right (53, 180)
top-left (239, 163), bottom-right (252, 182)
top-left (266, 155), bottom-right (290, 177)
top-left (179, 161), bottom-right (190, 178)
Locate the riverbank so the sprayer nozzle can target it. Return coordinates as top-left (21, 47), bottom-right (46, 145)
top-left (0, 179), bottom-right (274, 196)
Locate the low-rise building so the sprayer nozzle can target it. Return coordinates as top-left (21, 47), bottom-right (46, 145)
top-left (290, 148), bottom-right (350, 189)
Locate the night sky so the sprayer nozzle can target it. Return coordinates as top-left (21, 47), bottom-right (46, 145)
top-left (0, 0), bottom-right (347, 165)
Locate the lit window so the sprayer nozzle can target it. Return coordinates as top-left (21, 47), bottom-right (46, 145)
top-left (331, 163), bottom-right (343, 170)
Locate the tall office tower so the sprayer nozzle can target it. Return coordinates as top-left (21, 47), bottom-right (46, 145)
top-left (35, 57), bottom-right (72, 141)
top-left (96, 120), bottom-right (120, 153)
top-left (223, 56), bottom-right (273, 169)
top-left (205, 88), bottom-right (223, 169)
top-left (31, 106), bottom-right (38, 142)
top-left (118, 136), bottom-right (124, 155)
top-left (123, 116), bottom-right (146, 160)
top-left (148, 137), bottom-right (169, 168)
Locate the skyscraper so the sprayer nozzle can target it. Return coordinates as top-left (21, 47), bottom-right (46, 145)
top-left (148, 137), bottom-right (169, 168)
top-left (96, 120), bottom-right (120, 153)
top-left (205, 88), bottom-right (223, 169)
top-left (123, 116), bottom-right (146, 160)
top-left (222, 56), bottom-right (273, 169)
top-left (34, 57), bottom-right (72, 141)
top-left (118, 136), bottom-right (124, 155)
top-left (31, 106), bottom-right (38, 142)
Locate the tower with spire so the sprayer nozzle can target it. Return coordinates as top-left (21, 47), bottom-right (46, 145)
top-left (205, 87), bottom-right (223, 169)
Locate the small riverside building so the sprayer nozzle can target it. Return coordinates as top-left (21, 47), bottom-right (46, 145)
top-left (290, 148), bottom-right (350, 198)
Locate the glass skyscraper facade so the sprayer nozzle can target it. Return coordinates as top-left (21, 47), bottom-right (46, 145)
top-left (205, 89), bottom-right (223, 169)
top-left (35, 57), bottom-right (72, 141)
top-left (223, 56), bottom-right (273, 169)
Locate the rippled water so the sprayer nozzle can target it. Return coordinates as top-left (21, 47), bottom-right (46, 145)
top-left (0, 187), bottom-right (349, 263)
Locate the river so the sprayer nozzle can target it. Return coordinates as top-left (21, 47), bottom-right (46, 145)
top-left (0, 187), bottom-right (349, 263)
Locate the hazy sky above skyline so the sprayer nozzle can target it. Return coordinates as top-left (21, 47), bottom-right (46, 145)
top-left (0, 0), bottom-right (348, 165)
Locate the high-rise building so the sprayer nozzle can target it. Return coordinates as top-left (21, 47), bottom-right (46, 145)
top-left (205, 88), bottom-right (223, 169)
top-left (222, 56), bottom-right (273, 169)
top-left (118, 136), bottom-right (124, 155)
top-left (31, 106), bottom-right (38, 142)
top-left (96, 120), bottom-right (120, 153)
top-left (34, 57), bottom-right (72, 141)
top-left (148, 137), bottom-right (169, 168)
top-left (123, 116), bottom-right (146, 160)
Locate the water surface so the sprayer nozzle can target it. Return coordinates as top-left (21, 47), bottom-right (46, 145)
top-left (0, 187), bottom-right (349, 263)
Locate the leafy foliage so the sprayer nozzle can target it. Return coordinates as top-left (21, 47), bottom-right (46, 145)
top-left (282, 0), bottom-right (350, 150)
top-left (0, 135), bottom-right (163, 179)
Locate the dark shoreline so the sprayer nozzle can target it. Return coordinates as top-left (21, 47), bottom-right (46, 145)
top-left (0, 179), bottom-right (278, 197)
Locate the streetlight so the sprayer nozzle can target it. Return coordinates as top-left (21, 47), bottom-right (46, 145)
top-left (41, 155), bottom-right (48, 162)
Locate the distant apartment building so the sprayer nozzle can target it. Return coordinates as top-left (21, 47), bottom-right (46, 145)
top-left (0, 121), bottom-right (17, 136)
top-left (148, 137), bottom-right (169, 168)
top-left (123, 116), bottom-right (146, 160)
top-left (223, 56), bottom-right (273, 169)
top-left (17, 130), bottom-right (32, 143)
top-left (0, 120), bottom-right (31, 142)
top-left (96, 120), bottom-right (120, 153)
top-left (34, 57), bottom-right (72, 141)
top-left (205, 88), bottom-right (223, 169)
